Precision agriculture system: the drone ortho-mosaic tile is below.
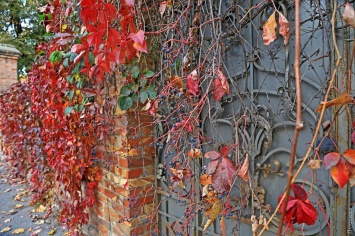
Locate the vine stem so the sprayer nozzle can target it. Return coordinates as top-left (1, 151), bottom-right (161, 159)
top-left (276, 0), bottom-right (302, 234)
top-left (258, 0), bottom-right (342, 235)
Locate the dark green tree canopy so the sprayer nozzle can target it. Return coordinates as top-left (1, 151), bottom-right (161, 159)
top-left (0, 0), bottom-right (44, 76)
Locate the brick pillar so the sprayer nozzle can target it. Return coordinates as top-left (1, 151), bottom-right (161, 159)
top-left (0, 44), bottom-right (20, 91)
top-left (84, 83), bottom-right (156, 236)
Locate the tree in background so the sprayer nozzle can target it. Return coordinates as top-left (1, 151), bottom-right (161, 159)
top-left (0, 0), bottom-right (44, 77)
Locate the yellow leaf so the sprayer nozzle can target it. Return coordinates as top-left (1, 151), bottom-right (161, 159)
top-left (61, 24), bottom-right (67, 32)
top-left (0, 227), bottom-right (11, 233)
top-left (12, 228), bottom-right (25, 234)
top-left (262, 11), bottom-right (277, 46)
top-left (128, 148), bottom-right (138, 156)
top-left (315, 93), bottom-right (353, 112)
top-left (28, 227), bottom-right (32, 232)
top-left (32, 205), bottom-right (46, 213)
top-left (203, 200), bottom-right (222, 231)
top-left (14, 204), bottom-right (23, 209)
top-left (35, 220), bottom-right (45, 225)
top-left (48, 228), bottom-right (56, 235)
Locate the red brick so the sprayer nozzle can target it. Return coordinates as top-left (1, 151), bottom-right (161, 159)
top-left (123, 195), bottom-right (154, 208)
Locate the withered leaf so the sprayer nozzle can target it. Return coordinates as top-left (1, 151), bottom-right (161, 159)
top-left (315, 93), bottom-right (353, 112)
top-left (12, 228), bottom-right (25, 234)
top-left (279, 12), bottom-right (290, 45)
top-left (262, 12), bottom-right (277, 46)
top-left (308, 159), bottom-right (322, 169)
top-left (343, 3), bottom-right (355, 28)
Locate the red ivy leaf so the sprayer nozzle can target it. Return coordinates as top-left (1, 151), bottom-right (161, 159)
top-left (159, 1), bottom-right (167, 16)
top-left (213, 79), bottom-right (224, 102)
top-left (323, 152), bottom-right (341, 170)
top-left (211, 157), bottom-right (236, 193)
top-left (279, 184), bottom-right (318, 231)
top-left (330, 160), bottom-right (349, 188)
top-left (343, 149), bottom-right (355, 165)
top-left (104, 3), bottom-right (117, 19)
top-left (186, 70), bottom-right (200, 97)
top-left (123, 0), bottom-right (135, 6)
top-left (204, 151), bottom-right (221, 160)
top-left (220, 146), bottom-right (229, 158)
top-left (291, 183), bottom-right (307, 201)
top-left (217, 69), bottom-right (230, 95)
top-left (206, 160), bottom-right (219, 175)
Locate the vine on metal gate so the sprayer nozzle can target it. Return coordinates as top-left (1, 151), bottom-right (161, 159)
top-left (2, 0), bottom-right (355, 235)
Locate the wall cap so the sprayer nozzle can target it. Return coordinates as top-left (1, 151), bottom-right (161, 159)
top-left (0, 44), bottom-right (21, 57)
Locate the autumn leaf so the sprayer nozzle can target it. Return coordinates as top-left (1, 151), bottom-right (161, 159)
top-left (211, 157), bottom-right (236, 193)
top-left (343, 3), bottom-right (355, 28)
top-left (315, 93), bottom-right (353, 112)
top-left (206, 160), bottom-right (219, 175)
top-left (330, 160), bottom-right (349, 188)
top-left (0, 227), bottom-right (11, 233)
top-left (205, 151), bottom-right (221, 160)
top-left (12, 228), bottom-right (25, 234)
top-left (308, 159), bottom-right (322, 169)
top-left (188, 148), bottom-right (202, 158)
top-left (278, 184), bottom-right (317, 232)
top-left (48, 228), bottom-right (56, 235)
top-left (219, 146), bottom-right (230, 158)
top-left (323, 152), bottom-right (341, 170)
top-left (279, 12), bottom-right (290, 45)
top-left (262, 12), bottom-right (277, 46)
top-left (186, 70), bottom-right (200, 97)
top-left (199, 174), bottom-right (212, 186)
top-left (203, 200), bottom-right (222, 231)
top-left (237, 157), bottom-right (249, 181)
top-left (168, 75), bottom-right (184, 88)
top-left (159, 1), bottom-right (167, 16)
top-left (342, 149), bottom-right (355, 165)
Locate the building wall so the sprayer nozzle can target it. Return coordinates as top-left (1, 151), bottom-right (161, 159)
top-left (0, 44), bottom-right (20, 91)
top-left (83, 84), bottom-right (156, 236)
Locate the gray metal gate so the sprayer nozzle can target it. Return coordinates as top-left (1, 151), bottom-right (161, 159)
top-left (153, 0), bottom-right (352, 235)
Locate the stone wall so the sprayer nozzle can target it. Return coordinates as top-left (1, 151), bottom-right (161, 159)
top-left (0, 44), bottom-right (20, 91)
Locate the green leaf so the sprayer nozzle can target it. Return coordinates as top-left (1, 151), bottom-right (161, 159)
top-left (140, 79), bottom-right (147, 87)
top-left (131, 94), bottom-right (138, 103)
top-left (120, 86), bottom-right (132, 96)
top-left (49, 51), bottom-right (63, 63)
top-left (43, 33), bottom-right (54, 40)
top-left (118, 96), bottom-right (133, 110)
top-left (39, 13), bottom-right (46, 22)
top-left (64, 106), bottom-right (73, 115)
top-left (146, 85), bottom-right (156, 98)
top-left (129, 66), bottom-right (140, 78)
top-left (129, 84), bottom-right (139, 93)
top-left (88, 51), bottom-right (95, 64)
top-left (63, 58), bottom-right (69, 67)
top-left (70, 52), bottom-right (78, 62)
top-left (142, 70), bottom-right (155, 78)
top-left (66, 75), bottom-right (73, 84)
top-left (68, 90), bottom-right (74, 100)
top-left (140, 91), bottom-right (149, 103)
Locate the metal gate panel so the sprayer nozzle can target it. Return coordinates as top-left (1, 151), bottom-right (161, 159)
top-left (154, 0), bottom-right (346, 235)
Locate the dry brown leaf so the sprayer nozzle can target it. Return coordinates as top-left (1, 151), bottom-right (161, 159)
top-left (237, 157), bottom-right (249, 181)
top-left (262, 12), bottom-right (277, 46)
top-left (4, 218), bottom-right (12, 223)
top-left (0, 227), bottom-right (11, 233)
top-left (343, 3), bottom-right (355, 28)
top-left (308, 159), bottom-right (322, 169)
top-left (315, 93), bottom-right (353, 112)
top-left (199, 174), bottom-right (212, 186)
top-left (28, 227), bottom-right (32, 232)
top-left (279, 12), bottom-right (290, 45)
top-left (12, 228), bottom-right (25, 234)
top-left (168, 75), bottom-right (184, 88)
top-left (188, 148), bottom-right (202, 159)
